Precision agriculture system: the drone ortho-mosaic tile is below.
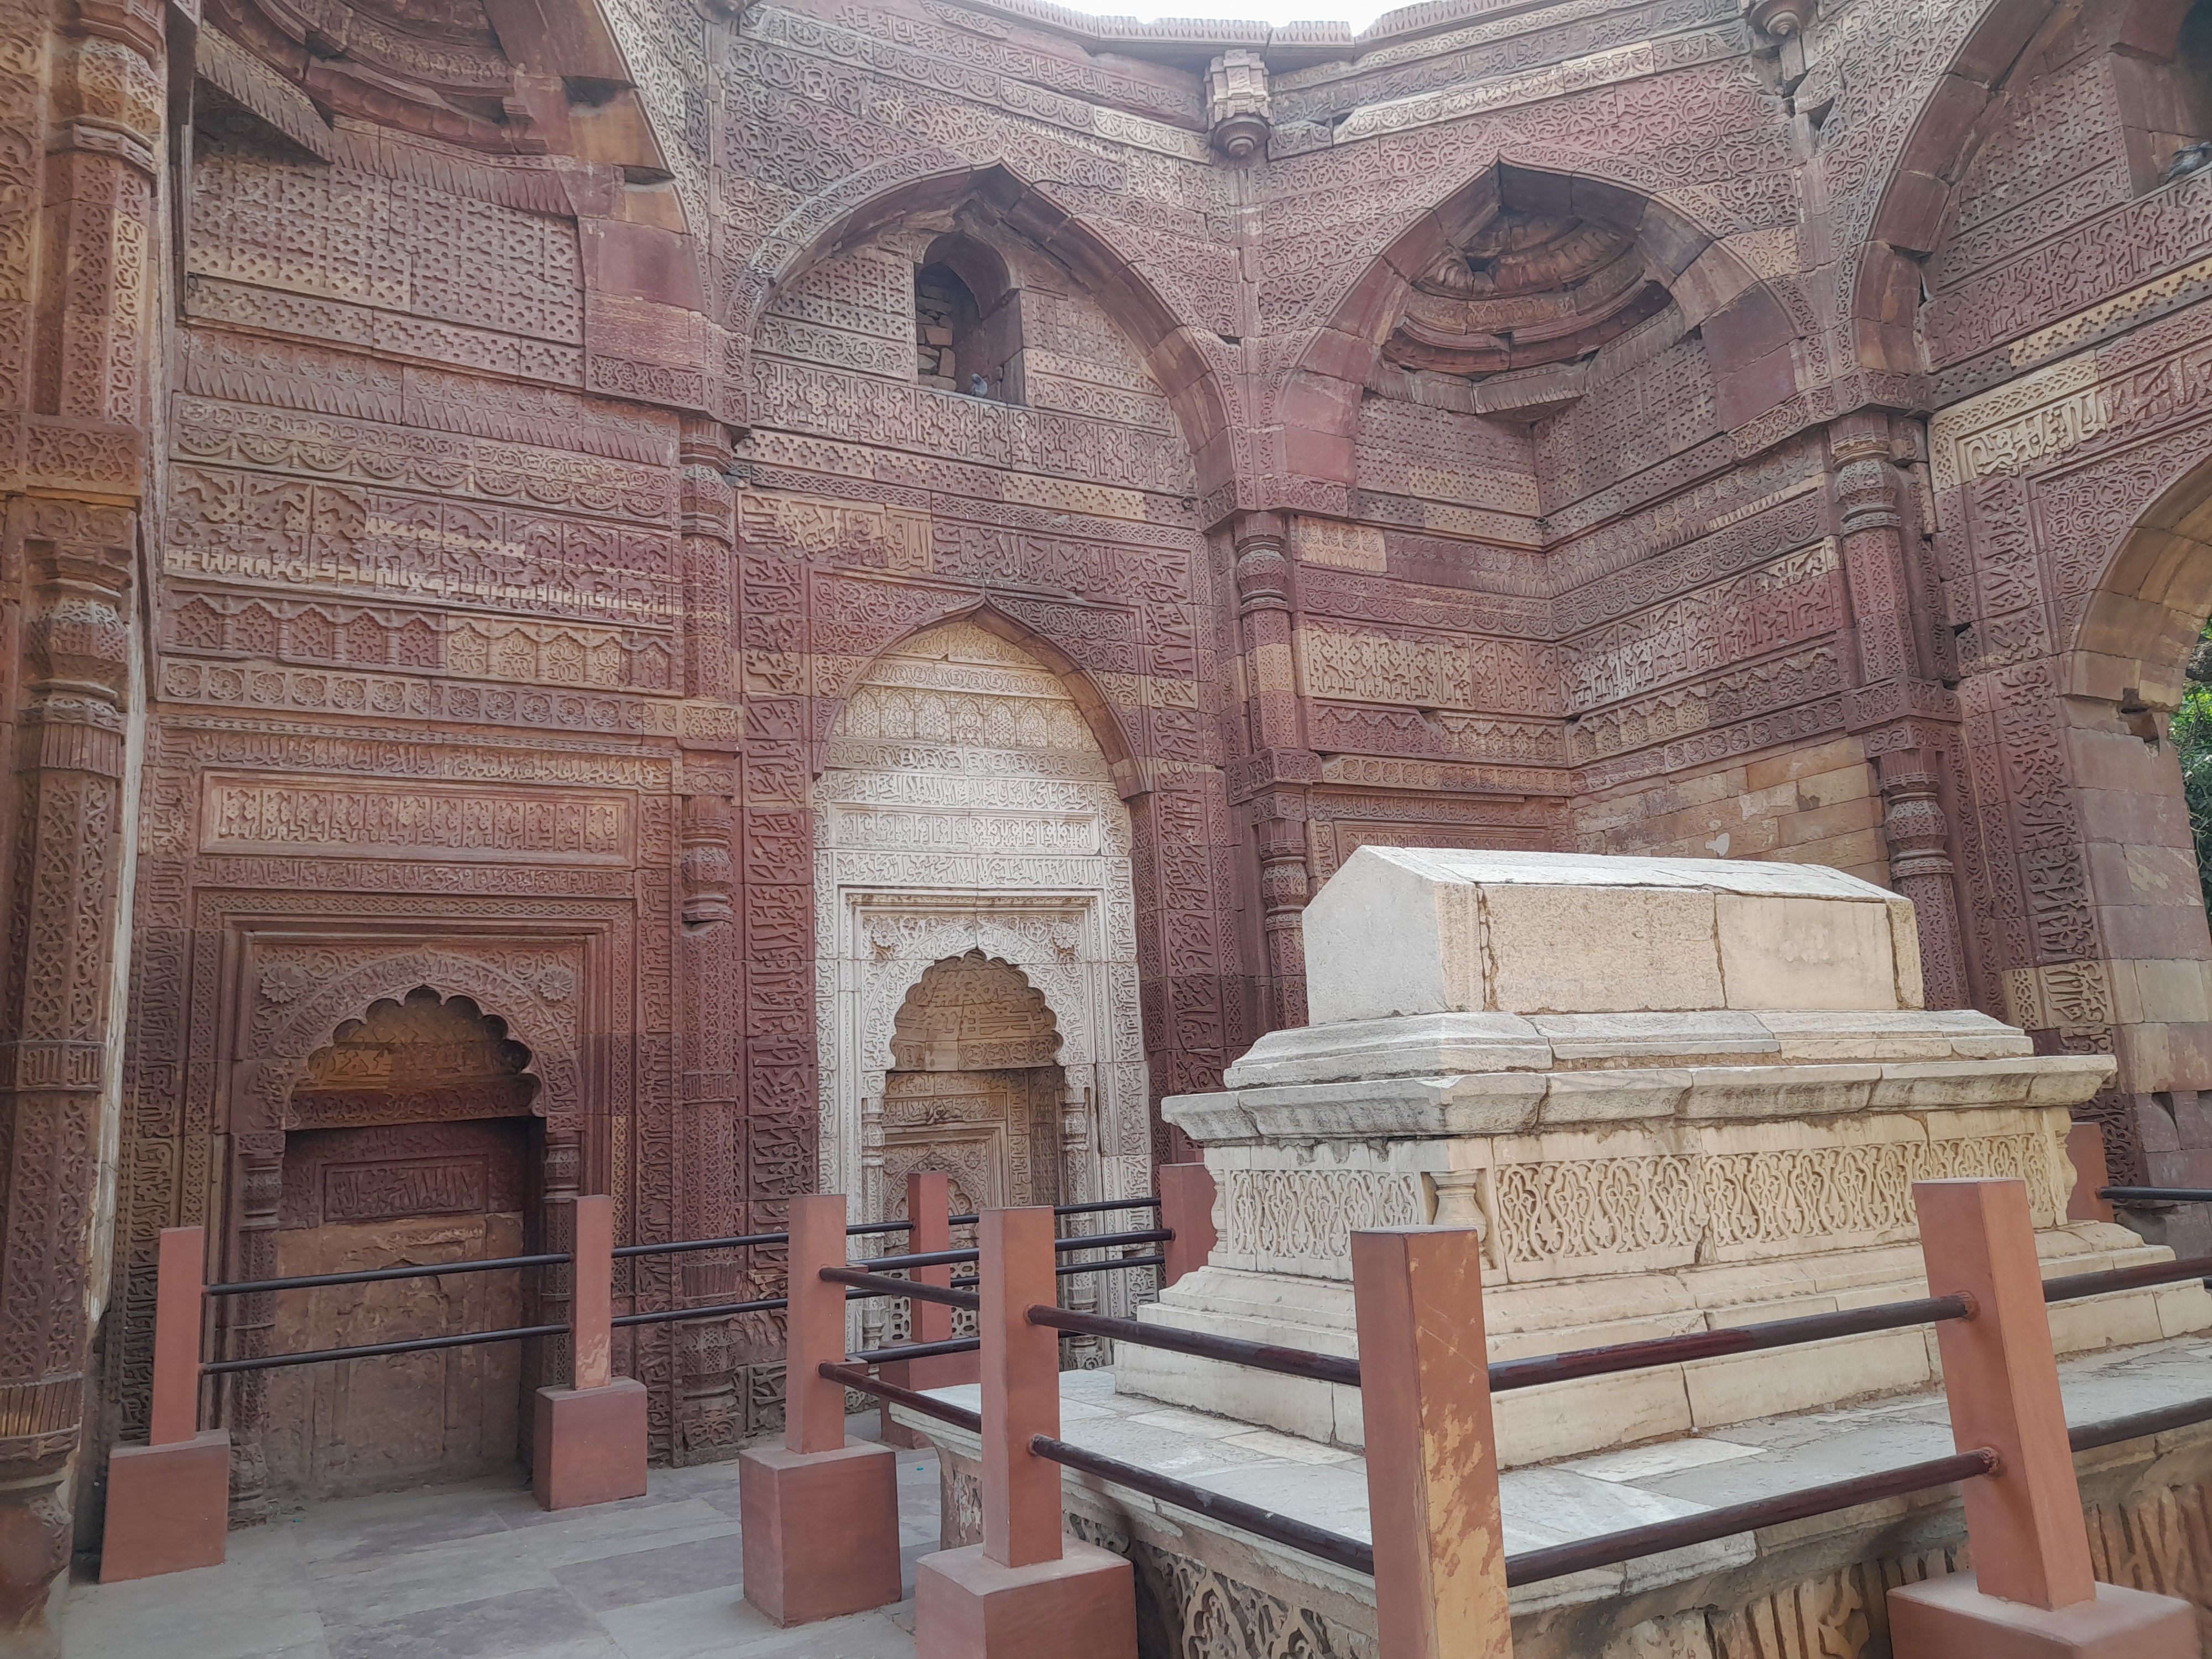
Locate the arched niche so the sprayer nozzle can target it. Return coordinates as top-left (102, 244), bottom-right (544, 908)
top-left (915, 232), bottom-right (1021, 402)
top-left (880, 951), bottom-right (1068, 1223)
top-left (1275, 159), bottom-right (1796, 497)
top-left (731, 160), bottom-right (1232, 504)
top-left (813, 619), bottom-right (1148, 1235)
top-left (263, 987), bottom-right (545, 1503)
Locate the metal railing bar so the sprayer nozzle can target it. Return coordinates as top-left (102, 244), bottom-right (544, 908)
top-left (614, 1295), bottom-right (790, 1327)
top-left (858, 1247), bottom-right (977, 1272)
top-left (612, 1286), bottom-right (880, 1328)
top-left (1042, 1197), bottom-right (1163, 1219)
top-left (1503, 1448), bottom-right (2000, 1587)
top-left (823, 1363), bottom-right (983, 1432)
top-left (2099, 1187), bottom-right (2212, 1204)
top-left (941, 1197), bottom-right (1161, 1228)
top-left (206, 1254), bottom-right (570, 1297)
top-left (1489, 1295), bottom-right (1976, 1392)
top-left (821, 1266), bottom-right (980, 1312)
top-left (950, 1254), bottom-right (1167, 1289)
top-left (202, 1322), bottom-right (570, 1374)
top-left (614, 1230), bottom-right (789, 1259)
top-left (2041, 1253), bottom-right (2212, 1303)
top-left (859, 1229), bottom-right (1173, 1274)
top-left (2068, 1392), bottom-right (2212, 1452)
top-left (1030, 1436), bottom-right (1374, 1575)
top-left (847, 1335), bottom-right (982, 1366)
top-left (1027, 1305), bottom-right (1361, 1387)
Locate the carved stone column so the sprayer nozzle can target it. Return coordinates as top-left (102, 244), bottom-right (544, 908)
top-left (672, 418), bottom-right (744, 1461)
top-left (1878, 748), bottom-right (1967, 1009)
top-left (215, 1136), bottom-right (283, 1524)
top-left (1832, 416), bottom-right (1971, 1006)
top-left (1230, 515), bottom-right (1316, 1032)
top-left (0, 0), bottom-right (160, 1626)
top-left (0, 508), bottom-right (134, 1637)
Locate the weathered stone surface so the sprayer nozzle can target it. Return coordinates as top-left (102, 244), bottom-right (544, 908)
top-left (3, 0), bottom-right (2211, 1635)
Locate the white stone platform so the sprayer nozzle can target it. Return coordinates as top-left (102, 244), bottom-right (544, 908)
top-left (1131, 847), bottom-right (2210, 1460)
top-left (898, 1330), bottom-right (2212, 1623)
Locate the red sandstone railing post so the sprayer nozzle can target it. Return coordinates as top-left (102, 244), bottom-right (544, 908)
top-left (2064, 1123), bottom-right (2115, 1224)
top-left (572, 1193), bottom-right (612, 1390)
top-left (915, 1207), bottom-right (1135, 1659)
top-left (1890, 1178), bottom-right (2193, 1655)
top-left (882, 1172), bottom-right (975, 1448)
top-left (101, 1227), bottom-right (229, 1581)
top-left (149, 1225), bottom-right (205, 1447)
top-left (982, 1207), bottom-right (1062, 1569)
top-left (1158, 1162), bottom-right (1216, 1288)
top-left (1352, 1224), bottom-right (1511, 1659)
top-left (532, 1194), bottom-right (645, 1511)
top-left (739, 1193), bottom-right (901, 1626)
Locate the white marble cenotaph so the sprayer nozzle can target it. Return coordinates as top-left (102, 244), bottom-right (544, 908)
top-left (1121, 847), bottom-right (2208, 1464)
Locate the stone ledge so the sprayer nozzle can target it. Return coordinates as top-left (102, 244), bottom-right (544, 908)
top-left (897, 1333), bottom-right (2212, 1659)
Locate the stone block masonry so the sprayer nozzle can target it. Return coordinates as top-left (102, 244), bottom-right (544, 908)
top-left (9, 0), bottom-right (2212, 1644)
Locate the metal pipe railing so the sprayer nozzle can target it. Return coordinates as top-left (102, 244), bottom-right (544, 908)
top-left (1026, 1304), bottom-right (1361, 1386)
top-left (1502, 1449), bottom-right (2001, 1586)
top-left (1030, 1434), bottom-right (1375, 1574)
top-left (1489, 1294), bottom-right (1977, 1392)
top-left (202, 1321), bottom-right (569, 1374)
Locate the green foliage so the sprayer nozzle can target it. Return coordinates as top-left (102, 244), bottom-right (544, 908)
top-left (2176, 636), bottom-right (2212, 916)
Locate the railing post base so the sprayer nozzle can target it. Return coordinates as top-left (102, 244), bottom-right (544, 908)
top-left (738, 1440), bottom-right (902, 1626)
top-left (915, 1538), bottom-right (1135, 1658)
top-left (1890, 1571), bottom-right (2194, 1657)
top-left (100, 1429), bottom-right (230, 1582)
top-left (532, 1378), bottom-right (648, 1511)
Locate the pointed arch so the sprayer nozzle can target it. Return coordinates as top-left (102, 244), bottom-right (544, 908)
top-left (816, 597), bottom-right (1140, 792)
top-left (1270, 159), bottom-right (1798, 504)
top-left (728, 159), bottom-right (1233, 504)
top-left (2069, 450), bottom-right (2212, 709)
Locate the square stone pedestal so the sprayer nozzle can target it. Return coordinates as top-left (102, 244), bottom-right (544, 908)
top-left (533, 1379), bottom-right (647, 1511)
top-left (1889, 1571), bottom-right (2195, 1657)
top-left (915, 1539), bottom-right (1136, 1659)
top-left (738, 1440), bottom-right (901, 1626)
top-left (101, 1430), bottom-right (231, 1582)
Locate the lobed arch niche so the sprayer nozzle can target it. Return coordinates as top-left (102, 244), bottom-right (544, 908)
top-left (880, 950), bottom-right (1067, 1224)
top-left (259, 987), bottom-right (549, 1501)
top-left (815, 618), bottom-right (1149, 1249)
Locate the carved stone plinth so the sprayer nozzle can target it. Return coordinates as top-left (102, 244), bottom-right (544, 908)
top-left (915, 1539), bottom-right (1136, 1659)
top-left (738, 1440), bottom-right (901, 1626)
top-left (532, 1381), bottom-right (648, 1511)
top-left (100, 1432), bottom-right (231, 1583)
top-left (1889, 1571), bottom-right (2195, 1657)
top-left (1129, 849), bottom-right (2206, 1462)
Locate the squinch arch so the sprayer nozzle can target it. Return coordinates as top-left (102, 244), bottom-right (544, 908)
top-left (1272, 160), bottom-right (1800, 499)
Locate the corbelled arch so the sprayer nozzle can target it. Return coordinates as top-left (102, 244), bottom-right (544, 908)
top-left (1858, 0), bottom-right (2208, 371)
top-left (1270, 159), bottom-right (1799, 503)
top-left (2069, 453), bottom-right (2212, 711)
top-left (809, 597), bottom-right (1141, 795)
top-left (812, 617), bottom-right (1149, 1230)
top-left (234, 948), bottom-right (583, 1137)
top-left (727, 159), bottom-right (1234, 504)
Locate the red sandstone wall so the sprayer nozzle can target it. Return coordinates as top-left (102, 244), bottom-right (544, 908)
top-left (42, 0), bottom-right (2212, 1578)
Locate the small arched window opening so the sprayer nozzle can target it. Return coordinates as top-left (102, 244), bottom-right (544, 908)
top-left (915, 232), bottom-right (1021, 403)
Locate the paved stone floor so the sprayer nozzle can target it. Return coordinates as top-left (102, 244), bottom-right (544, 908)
top-left (60, 1416), bottom-right (933, 1659)
top-left (62, 1331), bottom-right (2212, 1655)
